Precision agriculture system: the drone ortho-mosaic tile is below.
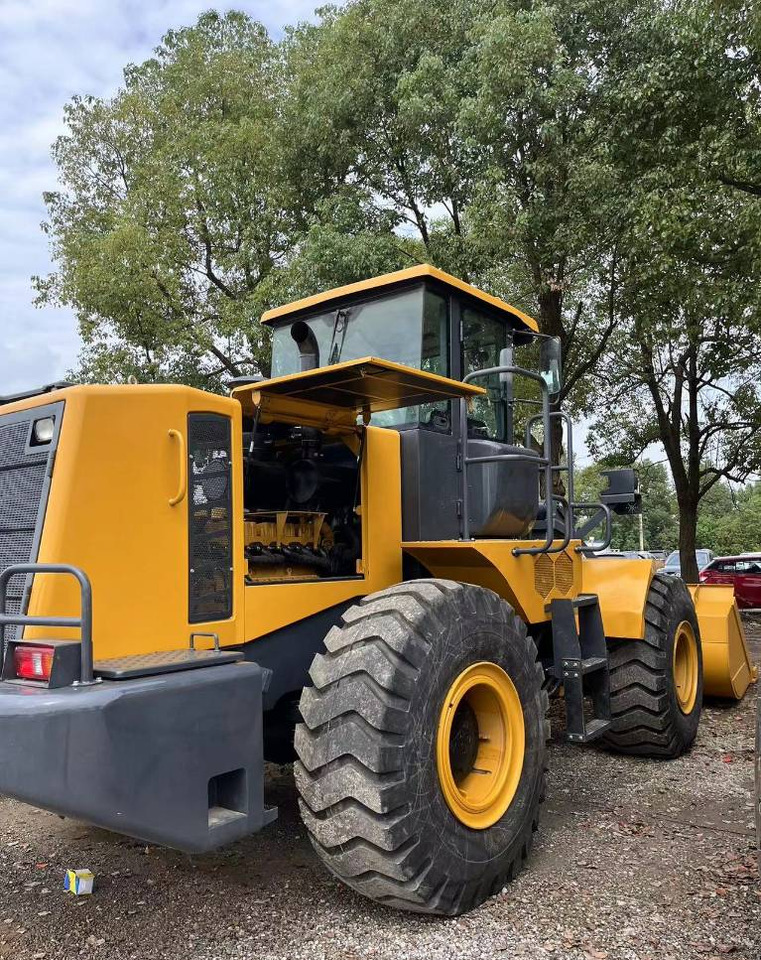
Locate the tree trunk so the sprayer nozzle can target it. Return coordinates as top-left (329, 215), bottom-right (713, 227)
top-left (677, 499), bottom-right (699, 583)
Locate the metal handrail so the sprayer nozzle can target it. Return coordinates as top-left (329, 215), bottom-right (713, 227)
top-left (572, 503), bottom-right (613, 553)
top-left (460, 366), bottom-right (556, 557)
top-left (525, 409), bottom-right (576, 555)
top-left (0, 563), bottom-right (95, 684)
top-left (524, 412), bottom-right (614, 553)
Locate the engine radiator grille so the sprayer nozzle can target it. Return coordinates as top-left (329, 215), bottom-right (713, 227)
top-left (188, 412), bottom-right (233, 623)
top-left (0, 402), bottom-right (63, 641)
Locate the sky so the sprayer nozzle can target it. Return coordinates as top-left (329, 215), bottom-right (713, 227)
top-left (0, 0), bottom-right (318, 396)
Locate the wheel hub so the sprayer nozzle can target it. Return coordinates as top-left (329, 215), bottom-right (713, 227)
top-left (448, 699), bottom-right (480, 782)
top-left (673, 620), bottom-right (699, 714)
top-left (436, 661), bottom-right (525, 830)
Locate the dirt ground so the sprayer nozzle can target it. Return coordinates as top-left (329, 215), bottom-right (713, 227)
top-left (0, 633), bottom-right (759, 960)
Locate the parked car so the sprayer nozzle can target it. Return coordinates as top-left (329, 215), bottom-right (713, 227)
top-left (591, 550), bottom-right (663, 563)
top-left (699, 554), bottom-right (761, 610)
top-left (592, 550), bottom-right (645, 559)
top-left (662, 549), bottom-right (715, 577)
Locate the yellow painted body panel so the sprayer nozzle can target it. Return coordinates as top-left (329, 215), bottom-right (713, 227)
top-left (261, 264), bottom-right (539, 333)
top-left (9, 386), bottom-right (403, 659)
top-left (580, 557), bottom-right (656, 639)
top-left (232, 356), bottom-right (485, 419)
top-left (402, 540), bottom-right (583, 624)
top-left (242, 426), bottom-right (402, 641)
top-left (19, 385), bottom-right (244, 657)
top-left (689, 585), bottom-right (758, 699)
top-left (402, 542), bottom-right (755, 701)
top-left (403, 542), bottom-right (657, 636)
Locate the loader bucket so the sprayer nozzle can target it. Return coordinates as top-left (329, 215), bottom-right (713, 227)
top-left (688, 585), bottom-right (758, 700)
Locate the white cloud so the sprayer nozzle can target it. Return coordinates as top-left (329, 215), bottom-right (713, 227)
top-left (0, 0), bottom-right (320, 396)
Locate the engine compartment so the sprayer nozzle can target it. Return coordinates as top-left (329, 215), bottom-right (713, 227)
top-left (242, 420), bottom-right (362, 582)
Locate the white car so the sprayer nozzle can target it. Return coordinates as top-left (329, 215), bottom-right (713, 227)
top-left (662, 549), bottom-right (715, 577)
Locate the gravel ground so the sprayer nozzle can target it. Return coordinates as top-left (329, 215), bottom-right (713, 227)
top-left (0, 634), bottom-right (759, 960)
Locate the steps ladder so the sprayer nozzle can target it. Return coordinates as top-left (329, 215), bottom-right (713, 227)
top-left (548, 594), bottom-right (612, 744)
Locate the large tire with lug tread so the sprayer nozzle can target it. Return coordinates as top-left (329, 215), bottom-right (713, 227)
top-left (294, 579), bottom-right (548, 916)
top-left (603, 572), bottom-right (702, 757)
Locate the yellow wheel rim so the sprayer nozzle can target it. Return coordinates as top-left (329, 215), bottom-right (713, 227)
top-left (673, 620), bottom-right (699, 714)
top-left (436, 661), bottom-right (525, 830)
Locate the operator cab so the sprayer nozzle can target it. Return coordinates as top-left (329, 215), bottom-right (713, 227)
top-left (260, 265), bottom-right (558, 543)
top-left (264, 264), bottom-right (542, 439)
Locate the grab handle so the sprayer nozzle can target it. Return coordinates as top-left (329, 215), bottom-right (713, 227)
top-left (168, 429), bottom-right (187, 506)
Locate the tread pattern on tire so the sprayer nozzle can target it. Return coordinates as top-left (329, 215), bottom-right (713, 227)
top-left (294, 579), bottom-right (548, 915)
top-left (603, 572), bottom-right (701, 758)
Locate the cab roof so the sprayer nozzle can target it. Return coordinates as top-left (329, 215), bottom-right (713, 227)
top-left (260, 265), bottom-right (539, 333)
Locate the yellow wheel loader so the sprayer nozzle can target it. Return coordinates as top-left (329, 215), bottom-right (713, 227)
top-left (0, 265), bottom-right (756, 915)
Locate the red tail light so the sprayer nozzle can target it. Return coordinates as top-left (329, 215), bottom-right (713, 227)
top-left (699, 572), bottom-right (708, 582)
top-left (13, 644), bottom-right (54, 681)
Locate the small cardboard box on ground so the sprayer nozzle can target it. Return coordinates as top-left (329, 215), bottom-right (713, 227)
top-left (64, 869), bottom-right (94, 895)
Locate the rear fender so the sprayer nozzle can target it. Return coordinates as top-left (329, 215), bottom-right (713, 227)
top-left (581, 557), bottom-right (655, 640)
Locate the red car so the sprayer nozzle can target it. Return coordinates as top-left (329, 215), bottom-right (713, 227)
top-left (699, 554), bottom-right (761, 610)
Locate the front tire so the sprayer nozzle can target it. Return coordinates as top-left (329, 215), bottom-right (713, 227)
top-left (604, 573), bottom-right (703, 758)
top-left (294, 579), bottom-right (548, 915)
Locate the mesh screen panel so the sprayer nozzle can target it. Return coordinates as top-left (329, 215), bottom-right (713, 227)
top-left (0, 407), bottom-right (60, 645)
top-left (188, 413), bottom-right (233, 623)
top-left (555, 552), bottom-right (574, 595)
top-left (534, 553), bottom-right (555, 598)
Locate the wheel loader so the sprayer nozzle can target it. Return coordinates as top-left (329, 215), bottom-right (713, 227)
top-left (0, 265), bottom-right (756, 915)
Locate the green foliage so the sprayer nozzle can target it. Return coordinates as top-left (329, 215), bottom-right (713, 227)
top-left (283, 0), bottom-right (636, 415)
top-left (35, 12), bottom-right (295, 388)
top-left (697, 481), bottom-right (761, 556)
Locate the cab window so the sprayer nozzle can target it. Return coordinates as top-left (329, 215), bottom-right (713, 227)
top-left (462, 308), bottom-right (510, 441)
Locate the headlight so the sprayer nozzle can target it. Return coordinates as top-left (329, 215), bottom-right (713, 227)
top-left (31, 417), bottom-right (55, 445)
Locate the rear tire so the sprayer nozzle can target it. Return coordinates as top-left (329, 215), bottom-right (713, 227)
top-left (603, 573), bottom-right (702, 758)
top-left (294, 579), bottom-right (548, 915)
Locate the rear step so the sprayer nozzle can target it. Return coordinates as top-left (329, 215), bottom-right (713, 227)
top-left (95, 649), bottom-right (242, 680)
top-left (547, 594), bottom-right (612, 744)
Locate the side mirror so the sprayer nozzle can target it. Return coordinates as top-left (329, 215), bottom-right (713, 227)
top-left (600, 468), bottom-right (643, 515)
top-left (498, 345), bottom-right (514, 393)
top-left (540, 337), bottom-right (562, 399)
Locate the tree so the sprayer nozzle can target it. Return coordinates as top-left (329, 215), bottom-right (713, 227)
top-left (34, 12), bottom-right (298, 387)
top-left (590, 224), bottom-right (761, 582)
top-left (588, 0), bottom-right (761, 582)
top-left (283, 0), bottom-right (643, 458)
